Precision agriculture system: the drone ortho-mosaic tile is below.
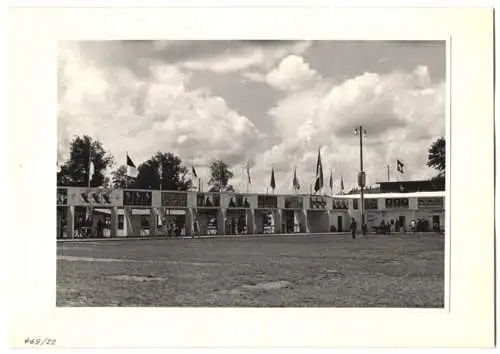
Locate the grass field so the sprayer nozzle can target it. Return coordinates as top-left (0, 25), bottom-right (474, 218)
top-left (57, 233), bottom-right (445, 307)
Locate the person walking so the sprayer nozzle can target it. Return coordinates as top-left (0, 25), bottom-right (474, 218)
top-left (350, 217), bottom-right (357, 239)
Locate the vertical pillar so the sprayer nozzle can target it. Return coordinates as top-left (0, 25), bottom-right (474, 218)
top-left (66, 206), bottom-right (74, 239)
top-left (217, 208), bottom-right (226, 236)
top-left (111, 207), bottom-right (118, 238)
top-left (124, 207), bottom-right (134, 237)
top-left (273, 209), bottom-right (282, 234)
top-left (299, 209), bottom-right (309, 233)
top-left (185, 208), bottom-right (194, 237)
top-left (246, 208), bottom-right (256, 235)
top-left (328, 211), bottom-right (334, 233)
top-left (149, 208), bottom-right (158, 237)
top-left (322, 210), bottom-right (330, 233)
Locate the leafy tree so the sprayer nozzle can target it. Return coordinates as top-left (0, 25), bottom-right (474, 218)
top-left (208, 160), bottom-right (234, 192)
top-left (57, 135), bottom-right (114, 187)
top-left (134, 152), bottom-right (191, 190)
top-left (427, 137), bottom-right (445, 178)
top-left (111, 165), bottom-right (129, 189)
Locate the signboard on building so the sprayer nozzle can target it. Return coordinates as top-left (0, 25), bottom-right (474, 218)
top-left (257, 195), bottom-right (277, 209)
top-left (228, 194), bottom-right (250, 208)
top-left (284, 196), bottom-right (303, 209)
top-left (332, 199), bottom-right (348, 209)
top-left (67, 187), bottom-right (123, 206)
top-left (364, 198), bottom-right (378, 210)
top-left (57, 188), bottom-right (67, 206)
top-left (385, 198), bottom-right (409, 209)
top-left (161, 192), bottom-right (188, 208)
top-left (310, 195), bottom-right (327, 209)
top-left (124, 190), bottom-right (152, 207)
top-left (418, 197), bottom-right (444, 209)
top-left (197, 193), bottom-right (220, 207)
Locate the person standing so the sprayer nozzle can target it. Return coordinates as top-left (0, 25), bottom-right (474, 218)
top-left (350, 217), bottom-right (357, 239)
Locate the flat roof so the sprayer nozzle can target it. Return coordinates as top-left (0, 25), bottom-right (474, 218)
top-left (335, 191), bottom-right (445, 199)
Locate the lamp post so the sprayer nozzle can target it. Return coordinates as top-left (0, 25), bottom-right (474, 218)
top-left (354, 126), bottom-right (367, 236)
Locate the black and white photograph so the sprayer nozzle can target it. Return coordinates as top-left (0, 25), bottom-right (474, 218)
top-left (8, 6), bottom-right (495, 349)
top-left (57, 39), bottom-right (447, 308)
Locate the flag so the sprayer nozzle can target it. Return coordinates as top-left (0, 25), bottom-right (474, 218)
top-left (192, 166), bottom-right (198, 178)
top-left (397, 159), bottom-right (405, 174)
top-left (329, 169), bottom-right (333, 190)
top-left (126, 154), bottom-right (138, 178)
top-left (89, 161), bottom-right (95, 178)
top-left (57, 161), bottom-right (61, 173)
top-left (314, 148), bottom-right (323, 193)
top-left (246, 161), bottom-right (252, 184)
top-left (292, 167), bottom-right (300, 191)
top-left (340, 175), bottom-right (345, 192)
top-left (158, 163), bottom-right (163, 178)
top-left (270, 167), bottom-right (276, 190)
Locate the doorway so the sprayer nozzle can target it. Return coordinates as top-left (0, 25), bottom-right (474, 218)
top-left (399, 215), bottom-right (406, 232)
top-left (337, 215), bottom-right (343, 232)
top-left (432, 215), bottom-right (440, 231)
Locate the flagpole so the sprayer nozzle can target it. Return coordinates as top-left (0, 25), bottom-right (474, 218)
top-left (246, 160), bottom-right (249, 194)
top-left (125, 151), bottom-right (128, 189)
top-left (159, 156), bottom-right (163, 192)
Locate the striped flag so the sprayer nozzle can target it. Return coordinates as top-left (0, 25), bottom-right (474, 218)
top-left (397, 159), bottom-right (405, 174)
top-left (126, 154), bottom-right (138, 178)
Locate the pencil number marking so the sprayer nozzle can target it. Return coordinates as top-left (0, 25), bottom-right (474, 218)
top-left (24, 337), bottom-right (56, 346)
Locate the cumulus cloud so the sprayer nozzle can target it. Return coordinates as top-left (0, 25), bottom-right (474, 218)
top-left (58, 41), bottom-right (445, 194)
top-left (265, 55), bottom-right (320, 91)
top-left (58, 42), bottom-right (261, 174)
top-left (230, 65), bottom-right (445, 194)
top-left (181, 41), bottom-right (312, 73)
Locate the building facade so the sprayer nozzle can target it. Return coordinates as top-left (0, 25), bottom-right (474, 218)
top-left (56, 187), bottom-right (445, 238)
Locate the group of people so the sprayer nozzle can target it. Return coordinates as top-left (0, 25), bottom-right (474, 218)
top-left (349, 216), bottom-right (442, 238)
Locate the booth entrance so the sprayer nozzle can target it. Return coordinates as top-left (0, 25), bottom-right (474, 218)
top-left (337, 215), bottom-right (343, 232)
top-left (195, 209), bottom-right (219, 236)
top-left (157, 208), bottom-right (186, 237)
top-left (306, 210), bottom-right (330, 233)
top-left (255, 209), bottom-right (274, 234)
top-left (283, 210), bottom-right (300, 233)
top-left (226, 209), bottom-right (247, 235)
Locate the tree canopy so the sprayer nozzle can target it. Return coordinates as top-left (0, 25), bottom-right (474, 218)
top-left (134, 152), bottom-right (191, 191)
top-left (57, 135), bottom-right (114, 187)
top-left (427, 137), bottom-right (445, 178)
top-left (208, 160), bottom-right (234, 192)
top-left (111, 165), bottom-right (128, 189)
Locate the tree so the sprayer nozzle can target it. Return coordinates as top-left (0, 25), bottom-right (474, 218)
top-left (134, 152), bottom-right (191, 190)
top-left (208, 160), bottom-right (234, 192)
top-left (427, 137), bottom-right (445, 178)
top-left (57, 135), bottom-right (114, 187)
top-left (111, 165), bottom-right (129, 189)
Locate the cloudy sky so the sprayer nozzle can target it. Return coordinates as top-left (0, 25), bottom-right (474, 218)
top-left (58, 40), bottom-right (445, 194)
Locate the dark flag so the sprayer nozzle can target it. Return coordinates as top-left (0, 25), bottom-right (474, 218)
top-left (292, 167), bottom-right (300, 191)
top-left (397, 159), bottom-right (405, 174)
top-left (329, 169), bottom-right (333, 191)
top-left (126, 154), bottom-right (138, 178)
top-left (314, 149), bottom-right (323, 193)
top-left (270, 167), bottom-right (276, 191)
top-left (192, 166), bottom-right (198, 178)
top-left (340, 175), bottom-right (345, 193)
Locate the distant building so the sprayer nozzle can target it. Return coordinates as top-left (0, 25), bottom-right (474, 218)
top-left (377, 178), bottom-right (445, 193)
